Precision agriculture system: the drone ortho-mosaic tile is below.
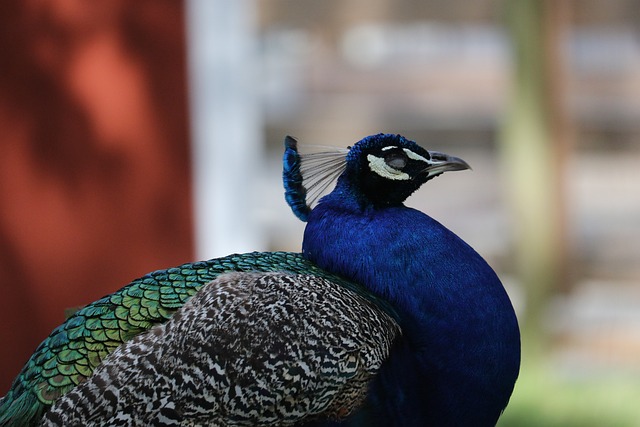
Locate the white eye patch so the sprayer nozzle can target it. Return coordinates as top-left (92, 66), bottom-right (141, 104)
top-left (402, 148), bottom-right (429, 163)
top-left (367, 154), bottom-right (410, 180)
top-left (381, 146), bottom-right (429, 162)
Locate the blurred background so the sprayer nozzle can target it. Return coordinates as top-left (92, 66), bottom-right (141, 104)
top-left (1, 0), bottom-right (639, 424)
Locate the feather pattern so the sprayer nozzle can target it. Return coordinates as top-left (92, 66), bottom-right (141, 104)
top-left (283, 136), bottom-right (348, 222)
top-left (41, 272), bottom-right (399, 426)
top-left (0, 252), bottom-right (397, 427)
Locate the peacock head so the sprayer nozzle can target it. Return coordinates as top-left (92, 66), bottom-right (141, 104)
top-left (283, 133), bottom-right (470, 221)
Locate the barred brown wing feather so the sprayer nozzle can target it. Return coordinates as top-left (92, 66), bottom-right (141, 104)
top-left (42, 272), bottom-right (400, 426)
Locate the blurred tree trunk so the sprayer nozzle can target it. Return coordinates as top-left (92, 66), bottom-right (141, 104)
top-left (500, 0), bottom-right (574, 347)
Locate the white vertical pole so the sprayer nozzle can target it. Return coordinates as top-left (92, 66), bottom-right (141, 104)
top-left (185, 0), bottom-right (264, 259)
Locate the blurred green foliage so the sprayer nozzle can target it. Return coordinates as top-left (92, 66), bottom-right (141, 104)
top-left (498, 361), bottom-right (640, 427)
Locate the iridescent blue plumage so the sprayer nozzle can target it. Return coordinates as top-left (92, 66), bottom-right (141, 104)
top-left (283, 136), bottom-right (310, 221)
top-left (294, 133), bottom-right (520, 425)
top-left (2, 133), bottom-right (519, 426)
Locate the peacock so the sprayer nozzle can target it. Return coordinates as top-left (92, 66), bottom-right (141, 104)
top-left (0, 133), bottom-right (520, 426)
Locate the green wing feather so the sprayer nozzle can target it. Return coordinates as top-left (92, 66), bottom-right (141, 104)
top-left (0, 252), bottom-right (397, 426)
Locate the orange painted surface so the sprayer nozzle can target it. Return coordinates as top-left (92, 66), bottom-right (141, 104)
top-left (0, 1), bottom-right (193, 393)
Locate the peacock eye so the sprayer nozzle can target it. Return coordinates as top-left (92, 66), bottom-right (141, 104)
top-left (384, 151), bottom-right (408, 170)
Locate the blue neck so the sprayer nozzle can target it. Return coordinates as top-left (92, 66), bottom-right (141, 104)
top-left (302, 187), bottom-right (520, 426)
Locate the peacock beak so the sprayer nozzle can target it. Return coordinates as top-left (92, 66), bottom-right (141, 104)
top-left (421, 151), bottom-right (471, 177)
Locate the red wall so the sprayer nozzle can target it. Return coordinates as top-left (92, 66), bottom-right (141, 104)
top-left (0, 1), bottom-right (193, 393)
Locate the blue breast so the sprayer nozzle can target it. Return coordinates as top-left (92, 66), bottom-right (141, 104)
top-left (302, 187), bottom-right (520, 426)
